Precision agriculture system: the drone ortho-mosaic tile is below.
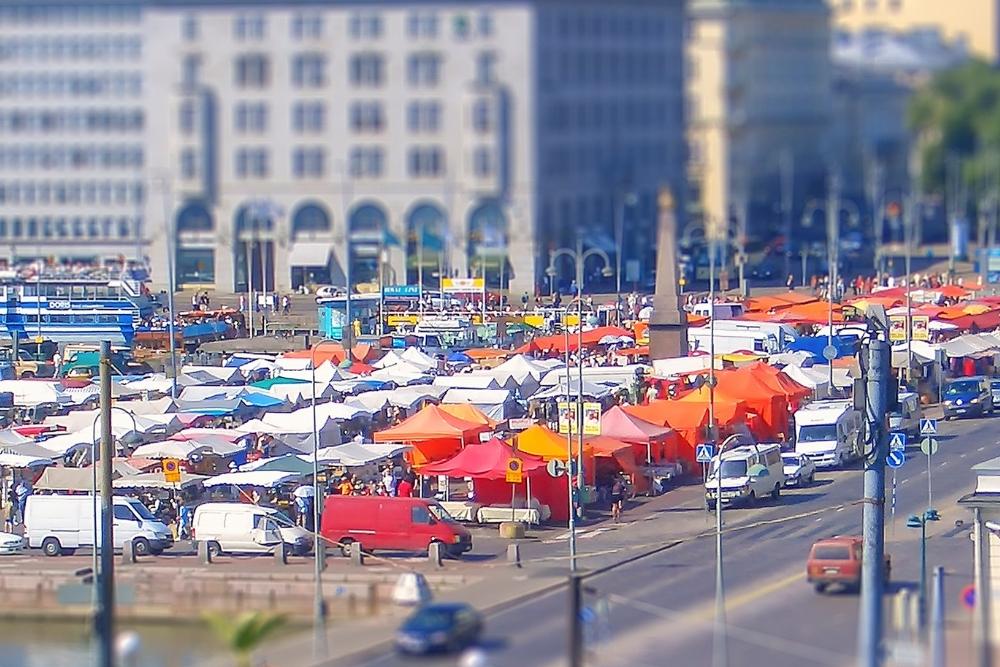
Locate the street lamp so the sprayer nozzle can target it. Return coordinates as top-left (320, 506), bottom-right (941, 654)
top-left (906, 507), bottom-right (941, 630)
top-left (546, 239), bottom-right (613, 492)
top-left (614, 190), bottom-right (638, 325)
top-left (309, 338), bottom-right (341, 659)
top-left (559, 309), bottom-right (577, 573)
top-left (708, 433), bottom-right (742, 667)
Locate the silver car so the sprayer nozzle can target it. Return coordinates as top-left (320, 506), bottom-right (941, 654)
top-left (781, 453), bottom-right (816, 487)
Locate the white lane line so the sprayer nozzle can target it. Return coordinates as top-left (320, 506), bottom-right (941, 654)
top-left (901, 478), bottom-right (910, 485)
top-left (836, 507), bottom-right (846, 512)
top-left (815, 518), bottom-right (822, 522)
top-left (940, 461), bottom-right (949, 467)
top-left (980, 446), bottom-right (988, 452)
top-left (960, 453), bottom-right (968, 458)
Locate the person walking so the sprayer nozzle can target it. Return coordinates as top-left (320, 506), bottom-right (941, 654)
top-left (610, 476), bottom-right (625, 523)
top-left (786, 274), bottom-right (794, 291)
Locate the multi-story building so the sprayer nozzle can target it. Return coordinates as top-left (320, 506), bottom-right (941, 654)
top-left (686, 0), bottom-right (831, 243)
top-left (831, 0), bottom-right (1000, 62)
top-left (144, 0), bottom-right (687, 296)
top-left (0, 2), bottom-right (147, 266)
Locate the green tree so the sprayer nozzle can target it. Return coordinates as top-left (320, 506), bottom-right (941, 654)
top-left (204, 611), bottom-right (287, 667)
top-left (908, 60), bottom-right (1000, 195)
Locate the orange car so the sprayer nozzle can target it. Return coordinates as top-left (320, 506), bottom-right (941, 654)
top-left (807, 536), bottom-right (890, 593)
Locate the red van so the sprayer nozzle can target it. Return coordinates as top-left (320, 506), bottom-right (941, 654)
top-left (321, 496), bottom-right (472, 557)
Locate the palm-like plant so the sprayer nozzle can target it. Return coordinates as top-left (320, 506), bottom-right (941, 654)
top-left (204, 611), bottom-right (288, 667)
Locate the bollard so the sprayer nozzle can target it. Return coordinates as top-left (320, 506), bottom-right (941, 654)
top-left (893, 588), bottom-right (912, 634)
top-left (120, 539), bottom-right (137, 565)
top-left (427, 541), bottom-right (444, 567)
top-left (197, 540), bottom-right (213, 565)
top-left (316, 540), bottom-right (328, 572)
top-left (392, 572), bottom-right (432, 606)
top-left (273, 542), bottom-right (288, 565)
top-left (507, 543), bottom-right (522, 568)
top-left (350, 541), bottom-right (364, 566)
top-left (499, 521), bottom-right (526, 539)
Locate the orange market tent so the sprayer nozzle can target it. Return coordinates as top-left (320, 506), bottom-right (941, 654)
top-left (438, 403), bottom-right (499, 429)
top-left (623, 396), bottom-right (750, 466)
top-left (373, 405), bottom-right (490, 466)
top-left (514, 326), bottom-right (635, 355)
top-left (585, 435), bottom-right (647, 493)
top-left (509, 424), bottom-right (594, 485)
top-left (712, 370), bottom-right (789, 440)
top-left (600, 405), bottom-right (678, 465)
top-left (746, 291), bottom-right (818, 312)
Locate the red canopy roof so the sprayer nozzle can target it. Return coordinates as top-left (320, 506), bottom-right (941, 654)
top-left (373, 404), bottom-right (489, 443)
top-left (419, 437), bottom-right (546, 480)
top-left (514, 326), bottom-right (636, 354)
top-left (600, 405), bottom-right (673, 444)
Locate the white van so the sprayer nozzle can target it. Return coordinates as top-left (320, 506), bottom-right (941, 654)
top-left (888, 391), bottom-right (922, 437)
top-left (25, 495), bottom-right (173, 557)
top-left (712, 320), bottom-right (799, 350)
top-left (688, 327), bottom-right (780, 355)
top-left (192, 503), bottom-right (311, 557)
top-left (793, 400), bottom-right (862, 468)
top-left (691, 303), bottom-right (746, 320)
top-left (705, 443), bottom-right (786, 509)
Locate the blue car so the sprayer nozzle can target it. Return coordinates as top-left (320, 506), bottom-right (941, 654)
top-left (943, 377), bottom-right (994, 420)
top-left (395, 602), bottom-right (483, 655)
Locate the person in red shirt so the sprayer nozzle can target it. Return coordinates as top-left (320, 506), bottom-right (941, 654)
top-left (396, 476), bottom-right (414, 498)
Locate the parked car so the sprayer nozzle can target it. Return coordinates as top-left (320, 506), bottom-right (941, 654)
top-left (192, 503), bottom-right (311, 557)
top-left (395, 603), bottom-right (483, 655)
top-left (25, 495), bottom-right (172, 556)
top-left (990, 379), bottom-right (1000, 406)
top-left (807, 535), bottom-right (890, 593)
top-left (781, 453), bottom-right (816, 487)
top-left (0, 531), bottom-right (25, 555)
top-left (321, 496), bottom-right (472, 557)
top-left (943, 376), bottom-right (994, 420)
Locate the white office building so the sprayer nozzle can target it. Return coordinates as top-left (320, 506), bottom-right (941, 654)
top-left (0, 2), bottom-right (147, 265)
top-left (144, 0), bottom-right (687, 296)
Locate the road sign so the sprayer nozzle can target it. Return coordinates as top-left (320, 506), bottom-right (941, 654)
top-left (696, 444), bottom-right (715, 464)
top-left (889, 432), bottom-right (907, 452)
top-left (505, 457), bottom-right (523, 484)
top-left (546, 459), bottom-right (567, 478)
top-left (920, 437), bottom-right (939, 456)
top-left (920, 419), bottom-right (938, 435)
top-left (822, 344), bottom-right (838, 361)
top-left (162, 458), bottom-right (181, 483)
top-left (962, 584), bottom-right (976, 610)
top-left (886, 450), bottom-right (905, 469)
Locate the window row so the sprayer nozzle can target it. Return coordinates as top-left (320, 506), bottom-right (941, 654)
top-left (0, 216), bottom-right (136, 241)
top-left (0, 180), bottom-right (143, 206)
top-left (0, 145), bottom-right (144, 170)
top-left (544, 141), bottom-right (670, 175)
top-left (233, 52), bottom-right (472, 89)
top-left (544, 98), bottom-right (674, 132)
top-left (0, 73), bottom-right (142, 98)
top-left (0, 36), bottom-right (141, 62)
top-left (0, 108), bottom-right (143, 134)
top-left (542, 12), bottom-right (668, 41)
top-left (0, 5), bottom-right (141, 25)
top-left (543, 49), bottom-right (672, 86)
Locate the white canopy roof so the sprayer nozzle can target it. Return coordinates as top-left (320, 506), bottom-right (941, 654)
top-left (279, 361), bottom-right (355, 383)
top-left (309, 442), bottom-right (410, 466)
top-left (203, 470), bottom-right (301, 488)
top-left (372, 350), bottom-right (407, 369)
top-left (120, 374), bottom-right (174, 394)
top-left (276, 402), bottom-right (373, 424)
top-left (433, 374), bottom-right (501, 390)
top-left (0, 380), bottom-right (72, 407)
top-left (131, 439), bottom-right (210, 460)
top-left (275, 356), bottom-right (311, 371)
top-left (114, 471), bottom-right (207, 490)
top-left (0, 452), bottom-right (54, 468)
top-left (265, 382), bottom-right (340, 404)
top-left (36, 429), bottom-right (97, 456)
top-left (368, 363), bottom-right (431, 385)
top-left (400, 347), bottom-right (438, 370)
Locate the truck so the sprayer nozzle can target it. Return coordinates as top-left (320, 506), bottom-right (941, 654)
top-left (688, 326), bottom-right (781, 355)
top-left (793, 400), bottom-right (862, 468)
top-left (24, 495), bottom-right (173, 557)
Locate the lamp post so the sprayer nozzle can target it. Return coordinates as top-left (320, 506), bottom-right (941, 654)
top-left (561, 310), bottom-right (577, 573)
top-left (906, 507), bottom-right (940, 631)
top-left (154, 175), bottom-right (178, 398)
top-left (709, 433), bottom-right (742, 667)
top-left (614, 190), bottom-right (637, 325)
top-left (309, 338), bottom-right (341, 659)
top-left (546, 240), bottom-right (613, 492)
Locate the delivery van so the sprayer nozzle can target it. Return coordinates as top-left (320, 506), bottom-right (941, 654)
top-left (793, 400), bottom-right (862, 468)
top-left (321, 496), bottom-right (472, 557)
top-left (688, 327), bottom-right (780, 355)
top-left (25, 495), bottom-right (173, 557)
top-left (704, 443), bottom-right (785, 509)
top-left (192, 503), bottom-right (311, 557)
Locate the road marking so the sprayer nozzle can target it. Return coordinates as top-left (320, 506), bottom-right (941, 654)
top-left (940, 461), bottom-right (948, 467)
top-left (980, 446), bottom-right (987, 452)
top-left (901, 479), bottom-right (910, 485)
top-left (836, 507), bottom-right (845, 512)
top-left (815, 518), bottom-right (822, 522)
top-left (960, 453), bottom-right (968, 458)
top-left (680, 570), bottom-right (806, 627)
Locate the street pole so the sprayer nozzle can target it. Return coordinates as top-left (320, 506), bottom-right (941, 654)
top-left (97, 341), bottom-right (115, 667)
top-left (158, 178), bottom-right (178, 399)
top-left (309, 341), bottom-right (333, 659)
top-left (930, 565), bottom-right (945, 667)
top-left (246, 229), bottom-right (255, 339)
top-left (568, 573), bottom-right (583, 667)
top-left (709, 236), bottom-right (728, 667)
top-left (826, 174), bottom-right (840, 392)
top-left (575, 238), bottom-right (584, 493)
top-left (563, 316), bottom-right (577, 573)
top-left (973, 508), bottom-right (993, 667)
top-left (905, 195), bottom-right (913, 387)
top-left (614, 190), bottom-right (624, 326)
top-left (857, 336), bottom-right (890, 667)
top-left (780, 150), bottom-right (794, 282)
top-left (918, 519), bottom-right (928, 630)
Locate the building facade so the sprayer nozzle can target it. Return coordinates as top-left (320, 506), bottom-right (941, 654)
top-left (831, 0), bottom-right (1000, 62)
top-left (144, 0), bottom-right (687, 297)
top-left (0, 2), bottom-right (147, 265)
top-left (686, 0), bottom-right (831, 243)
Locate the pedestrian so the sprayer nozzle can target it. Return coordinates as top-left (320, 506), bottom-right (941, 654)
top-left (191, 293), bottom-right (199, 310)
top-left (521, 291), bottom-right (529, 310)
top-left (786, 274), bottom-right (794, 291)
top-left (281, 294), bottom-right (290, 315)
top-left (336, 476), bottom-right (354, 496)
top-left (396, 475), bottom-right (414, 498)
top-left (14, 478), bottom-right (31, 525)
top-left (610, 476), bottom-right (625, 523)
top-left (239, 294), bottom-right (246, 313)
top-left (52, 350), bottom-right (62, 377)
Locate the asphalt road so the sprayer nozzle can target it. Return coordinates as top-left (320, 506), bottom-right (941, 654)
top-left (353, 411), bottom-right (991, 667)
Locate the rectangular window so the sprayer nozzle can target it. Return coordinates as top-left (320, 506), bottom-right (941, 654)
top-left (349, 101), bottom-right (384, 132)
top-left (181, 15), bottom-right (199, 41)
top-left (349, 13), bottom-right (383, 39)
top-left (182, 54), bottom-right (201, 88)
top-left (292, 147), bottom-right (325, 178)
top-left (349, 147), bottom-right (383, 178)
top-left (234, 14), bottom-right (266, 41)
top-left (408, 146), bottom-right (445, 177)
top-left (476, 51), bottom-right (497, 85)
top-left (473, 147), bottom-right (493, 178)
top-left (179, 100), bottom-right (196, 134)
top-left (407, 12), bottom-right (438, 38)
top-left (234, 102), bottom-right (268, 133)
top-left (234, 54), bottom-right (270, 88)
top-left (407, 101), bottom-right (441, 133)
top-left (407, 52), bottom-right (441, 87)
top-left (292, 53), bottom-right (326, 88)
top-left (477, 12), bottom-right (493, 37)
top-left (292, 101), bottom-right (325, 133)
top-left (349, 53), bottom-right (384, 87)
top-left (292, 13), bottom-right (323, 39)
top-left (235, 148), bottom-right (269, 178)
top-left (180, 149), bottom-right (197, 179)
top-left (471, 99), bottom-right (493, 133)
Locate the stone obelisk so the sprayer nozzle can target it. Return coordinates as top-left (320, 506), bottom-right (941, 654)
top-left (648, 187), bottom-right (688, 359)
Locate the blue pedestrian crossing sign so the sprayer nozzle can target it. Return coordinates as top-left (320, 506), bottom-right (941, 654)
top-left (696, 444), bottom-right (715, 464)
top-left (886, 450), bottom-right (906, 469)
top-left (920, 419), bottom-right (938, 436)
top-left (889, 432), bottom-right (907, 452)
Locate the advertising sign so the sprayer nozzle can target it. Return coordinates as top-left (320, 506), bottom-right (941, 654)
top-left (911, 315), bottom-right (929, 341)
top-left (558, 402), bottom-right (602, 435)
top-left (889, 315), bottom-right (907, 342)
top-left (442, 278), bottom-right (485, 293)
top-left (383, 284), bottom-right (421, 299)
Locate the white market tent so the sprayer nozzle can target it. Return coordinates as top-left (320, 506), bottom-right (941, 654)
top-left (264, 382), bottom-right (340, 404)
top-left (0, 430), bottom-right (33, 446)
top-left (780, 365), bottom-right (831, 398)
top-left (275, 403), bottom-right (373, 424)
top-left (180, 365), bottom-right (243, 384)
top-left (400, 347), bottom-right (439, 370)
top-left (441, 388), bottom-right (516, 420)
top-left (0, 380), bottom-right (73, 407)
top-left (530, 380), bottom-right (616, 401)
top-left (310, 442), bottom-right (410, 466)
top-left (35, 430), bottom-right (95, 456)
top-left (539, 365), bottom-right (645, 388)
top-left (278, 361), bottom-right (355, 383)
top-left (131, 439), bottom-right (211, 460)
top-left (433, 374), bottom-right (503, 391)
top-left (369, 363), bottom-right (432, 385)
top-left (114, 471), bottom-right (207, 490)
top-left (120, 374), bottom-right (174, 394)
top-left (203, 470), bottom-right (301, 488)
top-left (0, 452), bottom-right (54, 468)
top-left (651, 355), bottom-right (722, 377)
top-left (62, 385), bottom-right (101, 406)
top-left (238, 416), bottom-right (342, 453)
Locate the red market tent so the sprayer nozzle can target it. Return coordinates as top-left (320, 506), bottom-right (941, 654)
top-left (623, 396), bottom-right (750, 466)
top-left (373, 404), bottom-right (490, 467)
top-left (514, 326), bottom-right (635, 355)
top-left (585, 435), bottom-right (647, 493)
top-left (599, 405), bottom-right (678, 465)
top-left (420, 437), bottom-right (546, 479)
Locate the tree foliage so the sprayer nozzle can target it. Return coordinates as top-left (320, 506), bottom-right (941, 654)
top-left (908, 60), bottom-right (1000, 194)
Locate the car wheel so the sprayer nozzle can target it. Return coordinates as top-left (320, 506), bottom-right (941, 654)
top-left (746, 491), bottom-right (756, 507)
top-left (207, 541), bottom-right (222, 559)
top-left (814, 583), bottom-right (826, 594)
top-left (19, 371), bottom-right (34, 379)
top-left (770, 485), bottom-right (781, 500)
top-left (132, 537), bottom-right (151, 557)
top-left (42, 537), bottom-right (62, 557)
top-left (706, 500), bottom-right (716, 511)
top-left (808, 473), bottom-right (815, 486)
top-left (339, 538), bottom-right (355, 558)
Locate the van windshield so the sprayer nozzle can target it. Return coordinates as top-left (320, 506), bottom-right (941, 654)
top-left (128, 501), bottom-right (156, 521)
top-left (798, 424), bottom-right (837, 443)
top-left (945, 380), bottom-right (980, 396)
top-left (428, 504), bottom-right (456, 523)
top-left (710, 460), bottom-right (747, 478)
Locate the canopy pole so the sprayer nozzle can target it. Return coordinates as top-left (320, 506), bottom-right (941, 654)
top-left (511, 483), bottom-right (516, 523)
top-left (527, 476), bottom-right (533, 518)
